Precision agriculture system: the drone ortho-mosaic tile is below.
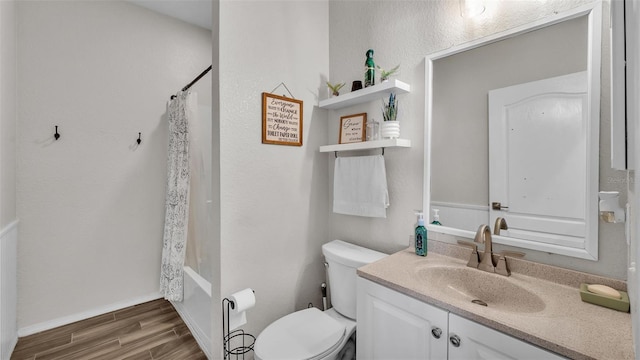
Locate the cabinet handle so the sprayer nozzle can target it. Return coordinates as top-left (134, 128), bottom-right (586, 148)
top-left (431, 327), bottom-right (442, 339)
top-left (449, 334), bottom-right (461, 347)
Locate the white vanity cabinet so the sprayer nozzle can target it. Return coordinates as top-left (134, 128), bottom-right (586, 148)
top-left (357, 278), bottom-right (566, 360)
top-left (448, 314), bottom-right (566, 360)
top-left (357, 278), bottom-right (448, 359)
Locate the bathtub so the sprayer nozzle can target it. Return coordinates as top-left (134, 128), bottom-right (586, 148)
top-left (171, 266), bottom-right (212, 359)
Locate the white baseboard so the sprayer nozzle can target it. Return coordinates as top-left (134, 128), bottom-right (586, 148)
top-left (17, 292), bottom-right (163, 337)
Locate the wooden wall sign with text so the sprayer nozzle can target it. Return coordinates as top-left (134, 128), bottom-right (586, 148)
top-left (262, 92), bottom-right (303, 146)
top-left (339, 113), bottom-right (367, 144)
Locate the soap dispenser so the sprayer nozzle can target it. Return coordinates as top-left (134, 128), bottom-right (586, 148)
top-left (431, 209), bottom-right (442, 225)
top-left (415, 211), bottom-right (427, 256)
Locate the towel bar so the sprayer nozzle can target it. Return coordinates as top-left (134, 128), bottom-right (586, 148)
top-left (335, 147), bottom-right (384, 158)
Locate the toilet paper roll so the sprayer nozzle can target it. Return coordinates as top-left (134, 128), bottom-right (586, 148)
top-left (228, 288), bottom-right (255, 331)
top-left (230, 288), bottom-right (256, 312)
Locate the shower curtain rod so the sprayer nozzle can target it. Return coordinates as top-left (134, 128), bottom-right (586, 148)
top-left (171, 65), bottom-right (213, 99)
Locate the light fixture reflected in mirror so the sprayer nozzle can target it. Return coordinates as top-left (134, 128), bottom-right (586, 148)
top-left (460, 0), bottom-right (485, 18)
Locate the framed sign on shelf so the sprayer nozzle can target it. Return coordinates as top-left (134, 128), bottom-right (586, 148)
top-left (262, 92), bottom-right (303, 146)
top-left (339, 113), bottom-right (367, 144)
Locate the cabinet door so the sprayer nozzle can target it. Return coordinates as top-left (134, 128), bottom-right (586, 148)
top-left (357, 278), bottom-right (448, 360)
top-left (448, 314), bottom-right (566, 360)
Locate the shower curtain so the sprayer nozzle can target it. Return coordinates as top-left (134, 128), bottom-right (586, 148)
top-left (160, 91), bottom-right (194, 301)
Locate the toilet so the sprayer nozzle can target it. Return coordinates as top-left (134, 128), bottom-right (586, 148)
top-left (254, 240), bottom-right (387, 360)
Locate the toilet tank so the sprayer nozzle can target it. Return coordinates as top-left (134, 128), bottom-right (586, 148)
top-left (322, 240), bottom-right (387, 319)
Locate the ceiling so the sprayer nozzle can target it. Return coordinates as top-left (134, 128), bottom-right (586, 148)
top-left (129, 0), bottom-right (212, 30)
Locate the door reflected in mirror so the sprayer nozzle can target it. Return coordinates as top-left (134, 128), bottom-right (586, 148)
top-left (425, 3), bottom-right (602, 260)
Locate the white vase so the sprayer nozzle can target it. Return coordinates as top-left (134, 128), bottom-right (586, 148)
top-left (380, 121), bottom-right (400, 139)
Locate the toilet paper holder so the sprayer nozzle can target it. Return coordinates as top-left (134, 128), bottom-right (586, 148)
top-left (222, 293), bottom-right (256, 360)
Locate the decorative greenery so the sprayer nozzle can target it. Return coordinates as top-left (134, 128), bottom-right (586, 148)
top-left (326, 81), bottom-right (346, 96)
top-left (382, 92), bottom-right (398, 121)
top-left (377, 64), bottom-right (400, 81)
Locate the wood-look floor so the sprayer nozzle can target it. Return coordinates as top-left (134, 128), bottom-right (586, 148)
top-left (11, 299), bottom-right (207, 360)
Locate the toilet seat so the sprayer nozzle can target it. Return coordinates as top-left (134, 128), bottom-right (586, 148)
top-left (254, 307), bottom-right (346, 360)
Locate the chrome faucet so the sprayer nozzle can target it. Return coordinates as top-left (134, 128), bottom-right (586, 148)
top-left (474, 225), bottom-right (495, 273)
top-left (494, 217), bottom-right (508, 235)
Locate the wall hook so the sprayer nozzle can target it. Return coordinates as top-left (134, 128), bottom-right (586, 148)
top-left (137, 132), bottom-right (142, 145)
top-left (54, 126), bottom-right (60, 140)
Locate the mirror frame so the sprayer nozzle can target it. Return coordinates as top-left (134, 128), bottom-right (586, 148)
top-left (424, 2), bottom-right (602, 260)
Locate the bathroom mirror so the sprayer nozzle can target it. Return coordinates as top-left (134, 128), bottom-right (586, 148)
top-left (424, 3), bottom-right (602, 260)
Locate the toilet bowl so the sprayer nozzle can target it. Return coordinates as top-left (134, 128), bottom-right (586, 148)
top-left (254, 307), bottom-right (355, 360)
top-left (254, 240), bottom-right (387, 360)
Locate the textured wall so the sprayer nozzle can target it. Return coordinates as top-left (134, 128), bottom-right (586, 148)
top-left (0, 0), bottom-right (16, 229)
top-left (218, 0), bottom-right (330, 339)
top-left (625, 0), bottom-right (640, 350)
top-left (16, 1), bottom-right (211, 329)
top-left (210, 0), bottom-right (222, 354)
top-left (0, 222), bottom-right (17, 358)
top-left (1, 1), bottom-right (19, 355)
top-left (328, 0), bottom-right (628, 279)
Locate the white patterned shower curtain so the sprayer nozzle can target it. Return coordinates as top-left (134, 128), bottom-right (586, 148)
top-left (160, 91), bottom-right (194, 301)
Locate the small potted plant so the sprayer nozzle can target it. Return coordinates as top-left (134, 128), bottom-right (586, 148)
top-left (326, 81), bottom-right (345, 97)
top-left (382, 92), bottom-right (398, 121)
top-left (377, 64), bottom-right (400, 82)
top-left (381, 92), bottom-right (400, 139)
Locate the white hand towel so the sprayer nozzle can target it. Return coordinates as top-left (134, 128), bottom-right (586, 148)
top-left (333, 155), bottom-right (389, 218)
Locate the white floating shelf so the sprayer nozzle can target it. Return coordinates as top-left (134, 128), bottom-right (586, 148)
top-left (319, 138), bottom-right (411, 153)
top-left (319, 79), bottom-right (411, 110)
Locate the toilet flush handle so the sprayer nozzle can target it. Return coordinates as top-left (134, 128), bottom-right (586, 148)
top-left (323, 262), bottom-right (331, 310)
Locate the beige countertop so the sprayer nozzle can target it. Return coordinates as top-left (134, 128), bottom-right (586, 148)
top-left (357, 242), bottom-right (635, 360)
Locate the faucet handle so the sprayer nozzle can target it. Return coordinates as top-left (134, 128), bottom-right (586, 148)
top-left (457, 240), bottom-right (480, 268)
top-left (493, 217), bottom-right (508, 235)
top-left (498, 250), bottom-right (525, 259)
top-left (495, 251), bottom-right (525, 276)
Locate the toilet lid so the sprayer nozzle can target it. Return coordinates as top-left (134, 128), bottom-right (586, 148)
top-left (255, 307), bottom-right (346, 360)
